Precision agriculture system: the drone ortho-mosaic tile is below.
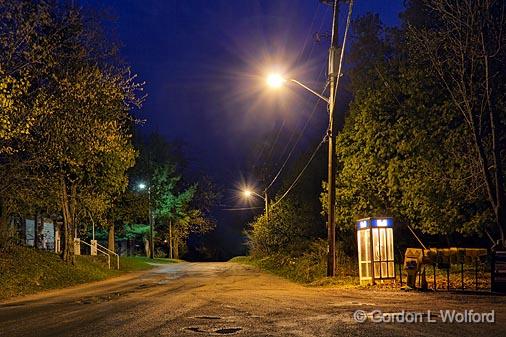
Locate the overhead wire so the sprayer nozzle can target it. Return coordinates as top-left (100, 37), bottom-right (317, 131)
top-left (264, 119), bottom-right (287, 166)
top-left (263, 80), bottom-right (328, 193)
top-left (261, 4), bottom-right (332, 193)
top-left (272, 6), bottom-right (330, 166)
top-left (270, 134), bottom-right (326, 208)
top-left (269, 0), bottom-right (354, 208)
top-left (272, 63), bottom-right (328, 171)
top-left (331, 0), bottom-right (353, 101)
top-left (295, 2), bottom-right (322, 64)
top-left (257, 4), bottom-right (324, 170)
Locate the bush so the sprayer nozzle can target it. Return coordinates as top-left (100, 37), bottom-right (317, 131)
top-left (247, 198), bottom-right (324, 258)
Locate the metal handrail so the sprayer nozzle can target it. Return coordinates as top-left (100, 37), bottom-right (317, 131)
top-left (79, 240), bottom-right (111, 269)
top-left (97, 242), bottom-right (120, 270)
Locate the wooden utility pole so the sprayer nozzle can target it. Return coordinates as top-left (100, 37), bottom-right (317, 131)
top-left (326, 0), bottom-right (340, 277)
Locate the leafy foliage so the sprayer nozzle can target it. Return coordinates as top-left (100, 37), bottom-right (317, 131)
top-left (247, 138), bottom-right (326, 258)
top-left (109, 133), bottom-right (218, 258)
top-left (408, 0), bottom-right (506, 243)
top-left (0, 1), bottom-right (143, 260)
top-left (327, 10), bottom-right (494, 240)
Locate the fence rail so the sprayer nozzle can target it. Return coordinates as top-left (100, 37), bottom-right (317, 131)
top-left (96, 242), bottom-right (120, 270)
top-left (79, 240), bottom-right (111, 269)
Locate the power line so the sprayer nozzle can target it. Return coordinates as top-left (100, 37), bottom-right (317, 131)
top-left (296, 2), bottom-right (323, 64)
top-left (269, 0), bottom-right (354, 211)
top-left (271, 62), bottom-right (328, 172)
top-left (332, 0), bottom-right (353, 101)
top-left (263, 81), bottom-right (328, 193)
top-left (270, 134), bottom-right (326, 209)
top-left (254, 4), bottom-right (324, 174)
top-left (264, 119), bottom-right (286, 167)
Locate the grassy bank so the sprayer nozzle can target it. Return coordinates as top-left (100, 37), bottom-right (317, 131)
top-left (230, 255), bottom-right (360, 287)
top-left (0, 245), bottom-right (179, 301)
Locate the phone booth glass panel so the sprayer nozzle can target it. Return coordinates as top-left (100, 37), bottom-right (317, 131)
top-left (356, 217), bottom-right (395, 285)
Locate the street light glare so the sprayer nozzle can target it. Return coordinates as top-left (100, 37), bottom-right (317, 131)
top-left (138, 183), bottom-right (146, 190)
top-left (243, 189), bottom-right (252, 198)
top-left (266, 73), bottom-right (285, 88)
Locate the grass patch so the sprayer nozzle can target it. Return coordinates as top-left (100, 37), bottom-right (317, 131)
top-left (119, 256), bottom-right (180, 272)
top-left (230, 255), bottom-right (360, 286)
top-left (0, 246), bottom-right (180, 301)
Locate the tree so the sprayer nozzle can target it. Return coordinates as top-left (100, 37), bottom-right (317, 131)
top-left (152, 165), bottom-right (214, 259)
top-left (29, 65), bottom-right (139, 262)
top-left (248, 137), bottom-right (326, 257)
top-left (328, 9), bottom-right (493, 245)
top-left (0, 1), bottom-right (62, 154)
top-left (110, 133), bottom-right (218, 258)
top-left (0, 2), bottom-right (143, 261)
top-left (409, 0), bottom-right (506, 244)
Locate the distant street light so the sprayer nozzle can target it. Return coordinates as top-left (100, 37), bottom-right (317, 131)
top-left (138, 182), bottom-right (154, 259)
top-left (242, 188), bottom-right (269, 221)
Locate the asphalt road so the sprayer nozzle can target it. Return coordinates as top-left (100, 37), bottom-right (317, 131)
top-left (1, 262), bottom-right (505, 337)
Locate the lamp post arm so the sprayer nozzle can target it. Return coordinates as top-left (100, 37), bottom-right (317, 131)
top-left (289, 79), bottom-right (329, 104)
top-left (251, 191), bottom-right (266, 201)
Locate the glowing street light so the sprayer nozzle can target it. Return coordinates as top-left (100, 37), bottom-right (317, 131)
top-left (266, 73), bottom-right (286, 88)
top-left (138, 183), bottom-right (147, 190)
top-left (241, 188), bottom-right (269, 221)
top-left (266, 73), bottom-right (329, 103)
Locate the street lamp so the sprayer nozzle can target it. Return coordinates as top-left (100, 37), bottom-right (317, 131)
top-left (266, 73), bottom-right (286, 88)
top-left (266, 73), bottom-right (330, 104)
top-left (138, 182), bottom-right (154, 259)
top-left (264, 1), bottom-right (341, 277)
top-left (242, 189), bottom-right (269, 221)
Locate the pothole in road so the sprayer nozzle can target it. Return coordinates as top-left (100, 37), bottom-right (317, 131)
top-left (214, 327), bottom-right (242, 335)
top-left (183, 326), bottom-right (242, 335)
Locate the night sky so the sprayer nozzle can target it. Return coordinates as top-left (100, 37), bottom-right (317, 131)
top-left (82, 0), bottom-right (405, 258)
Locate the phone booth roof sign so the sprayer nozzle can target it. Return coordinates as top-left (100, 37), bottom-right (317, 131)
top-left (356, 217), bottom-right (393, 229)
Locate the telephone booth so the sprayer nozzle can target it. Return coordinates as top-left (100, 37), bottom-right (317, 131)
top-left (356, 217), bottom-right (395, 285)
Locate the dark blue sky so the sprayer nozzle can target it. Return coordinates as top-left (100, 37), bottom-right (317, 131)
top-left (83, 0), bottom-right (405, 256)
top-left (83, 0), bottom-right (404, 180)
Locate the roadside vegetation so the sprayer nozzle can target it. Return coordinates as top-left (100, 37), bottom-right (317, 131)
top-left (246, 0), bottom-right (505, 284)
top-left (231, 254), bottom-right (358, 286)
top-left (0, 245), bottom-right (179, 301)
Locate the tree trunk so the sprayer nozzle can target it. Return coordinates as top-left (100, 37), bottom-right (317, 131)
top-left (173, 234), bottom-right (179, 259)
top-left (0, 202), bottom-right (11, 251)
top-left (144, 237), bottom-right (150, 257)
top-left (60, 177), bottom-right (75, 264)
top-left (168, 220), bottom-right (173, 259)
top-left (108, 224), bottom-right (115, 253)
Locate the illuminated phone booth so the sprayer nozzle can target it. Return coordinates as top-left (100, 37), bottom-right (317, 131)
top-left (356, 217), bottom-right (395, 285)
